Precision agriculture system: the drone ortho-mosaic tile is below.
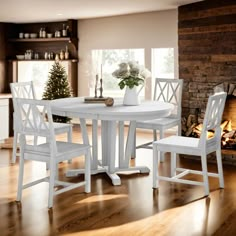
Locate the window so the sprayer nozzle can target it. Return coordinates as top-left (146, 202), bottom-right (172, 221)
top-left (151, 48), bottom-right (174, 96)
top-left (91, 49), bottom-right (145, 97)
top-left (17, 61), bottom-right (69, 99)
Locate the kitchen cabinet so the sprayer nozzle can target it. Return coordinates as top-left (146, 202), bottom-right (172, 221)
top-left (0, 94), bottom-right (11, 142)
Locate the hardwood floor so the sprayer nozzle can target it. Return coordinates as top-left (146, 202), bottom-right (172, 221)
top-left (1, 125), bottom-right (236, 236)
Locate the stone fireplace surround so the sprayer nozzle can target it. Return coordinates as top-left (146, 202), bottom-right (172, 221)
top-left (178, 0), bottom-right (236, 164)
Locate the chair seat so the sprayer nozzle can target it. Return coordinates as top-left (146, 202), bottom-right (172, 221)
top-left (155, 135), bottom-right (202, 155)
top-left (25, 141), bottom-right (89, 159)
top-left (136, 117), bottom-right (179, 129)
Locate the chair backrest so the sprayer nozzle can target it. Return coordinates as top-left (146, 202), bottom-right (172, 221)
top-left (14, 98), bottom-right (56, 153)
top-left (10, 81), bottom-right (36, 99)
top-left (153, 78), bottom-right (183, 118)
top-left (199, 92), bottom-right (227, 148)
top-left (10, 81), bottom-right (36, 131)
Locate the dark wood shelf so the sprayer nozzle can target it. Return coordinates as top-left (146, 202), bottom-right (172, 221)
top-left (8, 37), bottom-right (78, 50)
top-left (9, 59), bottom-right (78, 62)
top-left (9, 37), bottom-right (70, 42)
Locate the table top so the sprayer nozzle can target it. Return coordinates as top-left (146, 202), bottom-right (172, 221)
top-left (51, 97), bottom-right (174, 121)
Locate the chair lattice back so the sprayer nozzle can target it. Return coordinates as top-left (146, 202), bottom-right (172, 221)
top-left (199, 92), bottom-right (227, 147)
top-left (10, 81), bottom-right (35, 99)
top-left (15, 98), bottom-right (56, 149)
top-left (153, 78), bottom-right (183, 118)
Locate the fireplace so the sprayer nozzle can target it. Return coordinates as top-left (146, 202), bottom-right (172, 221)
top-left (182, 83), bottom-right (236, 150)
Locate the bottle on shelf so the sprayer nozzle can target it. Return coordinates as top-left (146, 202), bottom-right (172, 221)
top-left (42, 28), bottom-right (46, 38)
top-left (44, 52), bottom-right (48, 60)
top-left (39, 28), bottom-right (43, 38)
top-left (62, 24), bottom-right (67, 37)
top-left (60, 50), bottom-right (65, 60)
top-left (65, 45), bottom-right (69, 59)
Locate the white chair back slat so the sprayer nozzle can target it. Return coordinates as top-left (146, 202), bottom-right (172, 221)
top-left (199, 92), bottom-right (227, 147)
top-left (154, 78), bottom-right (183, 118)
top-left (16, 98), bottom-right (56, 151)
top-left (11, 81), bottom-right (36, 99)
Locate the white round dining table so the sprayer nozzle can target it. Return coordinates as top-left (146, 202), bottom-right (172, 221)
top-left (51, 97), bottom-right (174, 185)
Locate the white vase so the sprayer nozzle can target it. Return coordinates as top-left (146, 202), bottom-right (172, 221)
top-left (123, 86), bottom-right (143, 106)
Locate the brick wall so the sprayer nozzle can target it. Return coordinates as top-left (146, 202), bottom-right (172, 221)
top-left (178, 0), bottom-right (236, 123)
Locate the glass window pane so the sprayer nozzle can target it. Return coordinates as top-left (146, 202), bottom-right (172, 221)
top-left (18, 61), bottom-right (69, 99)
top-left (91, 49), bottom-right (145, 98)
top-left (151, 48), bottom-right (174, 97)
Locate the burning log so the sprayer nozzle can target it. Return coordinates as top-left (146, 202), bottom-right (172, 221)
top-left (222, 130), bottom-right (235, 139)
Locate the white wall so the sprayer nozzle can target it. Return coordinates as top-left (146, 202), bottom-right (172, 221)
top-left (78, 10), bottom-right (178, 98)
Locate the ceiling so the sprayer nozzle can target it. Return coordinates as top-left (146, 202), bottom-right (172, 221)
top-left (0, 0), bottom-right (203, 23)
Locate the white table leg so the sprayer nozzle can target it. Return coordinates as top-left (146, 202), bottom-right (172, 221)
top-left (101, 120), bottom-right (121, 185)
top-left (117, 121), bottom-right (150, 173)
top-left (91, 119), bottom-right (98, 170)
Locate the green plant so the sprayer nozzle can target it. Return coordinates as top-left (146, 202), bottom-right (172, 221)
top-left (112, 61), bottom-right (151, 89)
top-left (42, 61), bottom-right (72, 123)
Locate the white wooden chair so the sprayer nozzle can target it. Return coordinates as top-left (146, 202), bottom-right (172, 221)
top-left (15, 98), bottom-right (91, 208)
top-left (10, 81), bottom-right (73, 164)
top-left (152, 92), bottom-right (227, 196)
top-left (133, 78), bottom-right (183, 161)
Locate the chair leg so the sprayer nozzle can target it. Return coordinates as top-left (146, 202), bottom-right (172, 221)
top-left (159, 130), bottom-right (165, 162)
top-left (153, 143), bottom-right (159, 189)
top-left (67, 126), bottom-right (73, 164)
top-left (84, 151), bottom-right (91, 193)
top-left (48, 159), bottom-right (56, 208)
top-left (201, 153), bottom-right (210, 196)
top-left (131, 128), bottom-right (137, 159)
top-left (153, 129), bottom-right (157, 141)
top-left (12, 132), bottom-right (19, 164)
top-left (216, 148), bottom-right (224, 188)
top-left (171, 152), bottom-right (176, 177)
top-left (177, 121), bottom-right (181, 136)
top-left (16, 152), bottom-right (24, 201)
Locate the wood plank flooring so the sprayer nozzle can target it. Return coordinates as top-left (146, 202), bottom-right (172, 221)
top-left (1, 125), bottom-right (236, 236)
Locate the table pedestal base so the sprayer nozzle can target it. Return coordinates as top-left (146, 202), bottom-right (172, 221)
top-left (66, 165), bottom-right (150, 186)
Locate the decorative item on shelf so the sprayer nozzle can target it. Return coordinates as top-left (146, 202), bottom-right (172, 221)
top-left (55, 30), bottom-right (61, 38)
top-left (42, 28), bottom-right (46, 38)
top-left (24, 33), bottom-right (30, 39)
top-left (50, 52), bottom-right (54, 60)
top-left (47, 33), bottom-right (53, 38)
top-left (112, 61), bottom-right (151, 106)
top-left (44, 52), bottom-right (48, 60)
top-left (16, 55), bottom-right (25, 60)
top-left (34, 52), bottom-right (39, 59)
top-left (62, 24), bottom-right (67, 37)
top-left (19, 32), bottom-right (24, 39)
top-left (60, 50), bottom-right (65, 60)
top-left (30, 33), bottom-right (37, 38)
top-left (25, 50), bottom-right (33, 60)
top-left (65, 45), bottom-right (69, 59)
top-left (55, 53), bottom-right (59, 61)
top-left (39, 28), bottom-right (43, 38)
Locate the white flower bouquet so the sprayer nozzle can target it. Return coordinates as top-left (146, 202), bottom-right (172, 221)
top-left (112, 61), bottom-right (151, 89)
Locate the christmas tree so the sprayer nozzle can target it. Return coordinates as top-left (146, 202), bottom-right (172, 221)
top-left (43, 61), bottom-right (72, 123)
